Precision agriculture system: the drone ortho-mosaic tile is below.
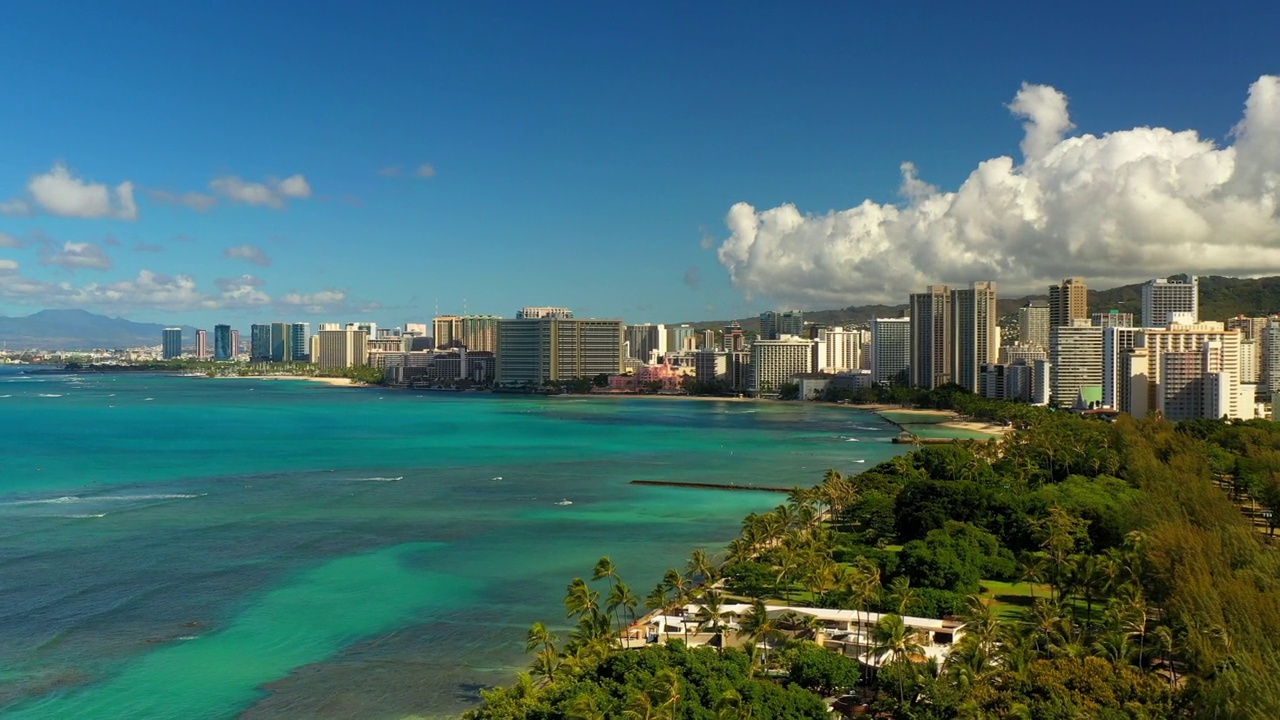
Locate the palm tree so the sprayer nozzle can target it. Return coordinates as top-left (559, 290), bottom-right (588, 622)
top-left (1018, 551), bottom-right (1046, 601)
top-left (1073, 555), bottom-right (1105, 626)
top-left (525, 622), bottom-right (560, 683)
top-left (687, 548), bottom-right (716, 586)
top-left (886, 575), bottom-right (917, 615)
top-left (872, 614), bottom-right (925, 704)
top-left (645, 583), bottom-right (670, 640)
top-left (736, 598), bottom-right (778, 670)
top-left (526, 621), bottom-right (558, 655)
top-left (662, 568), bottom-right (691, 644)
top-left (566, 692), bottom-right (606, 720)
top-left (593, 556), bottom-right (619, 590)
top-left (607, 580), bottom-right (640, 635)
top-left (694, 589), bottom-right (729, 652)
top-left (565, 577), bottom-right (599, 621)
top-left (1152, 624), bottom-right (1180, 686)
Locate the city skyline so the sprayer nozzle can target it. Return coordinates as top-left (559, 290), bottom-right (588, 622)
top-left (1, 4), bottom-right (1278, 329)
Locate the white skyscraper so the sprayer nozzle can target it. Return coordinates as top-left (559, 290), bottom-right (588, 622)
top-left (871, 317), bottom-right (911, 385)
top-left (1142, 276), bottom-right (1198, 328)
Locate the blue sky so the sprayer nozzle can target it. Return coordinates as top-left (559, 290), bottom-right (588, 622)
top-left (1, 2), bottom-right (1278, 329)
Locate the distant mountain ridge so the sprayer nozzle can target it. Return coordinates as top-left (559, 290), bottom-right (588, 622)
top-left (682, 275), bottom-right (1280, 332)
top-left (0, 309), bottom-right (201, 351)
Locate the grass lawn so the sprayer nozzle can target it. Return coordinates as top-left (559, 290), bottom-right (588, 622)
top-left (979, 579), bottom-right (1051, 618)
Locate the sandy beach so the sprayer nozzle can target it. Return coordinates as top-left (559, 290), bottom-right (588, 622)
top-left (207, 375), bottom-right (356, 386)
top-left (855, 403), bottom-right (1007, 437)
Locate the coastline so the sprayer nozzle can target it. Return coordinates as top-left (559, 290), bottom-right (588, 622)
top-left (204, 375), bottom-right (357, 387)
top-left (855, 403), bottom-right (1007, 437)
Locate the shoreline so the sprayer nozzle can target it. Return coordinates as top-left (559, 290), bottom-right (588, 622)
top-left (203, 375), bottom-right (358, 387)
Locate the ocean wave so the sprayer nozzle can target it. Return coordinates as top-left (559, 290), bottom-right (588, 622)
top-left (57, 513), bottom-right (108, 518)
top-left (0, 394), bottom-right (11, 398)
top-left (0, 493), bottom-right (203, 507)
top-left (37, 393), bottom-right (63, 398)
top-left (352, 476), bottom-right (403, 482)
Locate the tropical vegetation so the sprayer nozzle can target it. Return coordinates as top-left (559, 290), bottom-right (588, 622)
top-left (467, 388), bottom-right (1280, 718)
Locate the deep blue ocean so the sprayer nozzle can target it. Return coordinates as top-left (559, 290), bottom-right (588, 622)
top-left (0, 367), bottom-right (909, 718)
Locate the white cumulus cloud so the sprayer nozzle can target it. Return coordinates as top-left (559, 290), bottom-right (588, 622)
top-left (224, 244), bottom-right (272, 267)
top-left (210, 173), bottom-right (312, 209)
top-left (24, 163), bottom-right (137, 220)
top-left (715, 75), bottom-right (1280, 307)
top-left (0, 259), bottom-right (18, 272)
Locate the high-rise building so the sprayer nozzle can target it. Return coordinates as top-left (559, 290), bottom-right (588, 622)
top-left (1142, 276), bottom-right (1198, 328)
top-left (433, 315), bottom-right (463, 349)
top-left (460, 315), bottom-right (501, 352)
top-left (214, 324), bottom-right (233, 361)
top-left (723, 322), bottom-right (746, 352)
top-left (625, 324), bottom-right (667, 362)
top-left (951, 281), bottom-right (999, 393)
top-left (250, 324), bottom-right (272, 361)
top-left (748, 336), bottom-right (816, 396)
top-left (195, 329), bottom-right (209, 360)
top-left (694, 349), bottom-right (728, 387)
top-left (1132, 320), bottom-right (1244, 418)
top-left (1101, 326), bottom-right (1148, 410)
top-left (666, 324), bottom-right (696, 353)
top-left (1049, 277), bottom-right (1089, 327)
top-left (162, 328), bottom-right (182, 359)
top-left (317, 328), bottom-right (368, 369)
top-left (871, 317), bottom-right (911, 385)
top-left (289, 323), bottom-right (310, 362)
top-left (1227, 315), bottom-right (1267, 341)
top-left (1092, 311), bottom-right (1134, 328)
top-left (759, 310), bottom-right (804, 341)
top-left (516, 307), bottom-right (573, 319)
top-left (1050, 323), bottom-right (1103, 409)
top-left (230, 329), bottom-right (240, 358)
top-left (494, 316), bottom-right (623, 386)
top-left (819, 328), bottom-right (862, 372)
top-left (270, 322), bottom-right (290, 362)
top-left (1018, 304), bottom-right (1051, 350)
top-left (909, 285), bottom-right (952, 388)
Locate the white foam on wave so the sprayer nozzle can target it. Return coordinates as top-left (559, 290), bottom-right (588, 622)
top-left (353, 476), bottom-right (403, 482)
top-left (143, 397), bottom-right (155, 401)
top-left (0, 394), bottom-right (11, 398)
top-left (0, 493), bottom-right (203, 507)
top-left (58, 513), bottom-right (108, 519)
top-left (37, 393), bottom-right (63, 398)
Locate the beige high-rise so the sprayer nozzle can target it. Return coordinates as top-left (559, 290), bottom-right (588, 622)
top-left (1049, 277), bottom-right (1088, 327)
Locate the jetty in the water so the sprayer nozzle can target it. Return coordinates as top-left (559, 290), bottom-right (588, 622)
top-left (629, 480), bottom-right (792, 493)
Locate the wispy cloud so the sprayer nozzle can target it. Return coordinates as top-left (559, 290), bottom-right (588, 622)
top-left (682, 266), bottom-right (701, 290)
top-left (38, 241), bottom-right (113, 270)
top-left (224, 244), bottom-right (271, 267)
top-left (415, 164), bottom-right (436, 178)
top-left (0, 198), bottom-right (32, 217)
top-left (134, 241), bottom-right (165, 253)
top-left (149, 189), bottom-right (218, 212)
top-left (210, 173), bottom-right (312, 209)
top-left (0, 232), bottom-right (22, 248)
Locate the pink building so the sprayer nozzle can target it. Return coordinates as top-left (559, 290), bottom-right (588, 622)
top-left (605, 359), bottom-right (689, 393)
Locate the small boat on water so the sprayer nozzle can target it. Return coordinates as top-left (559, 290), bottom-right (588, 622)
top-left (555, 499), bottom-right (573, 506)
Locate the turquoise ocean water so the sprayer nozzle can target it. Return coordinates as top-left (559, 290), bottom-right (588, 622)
top-left (0, 367), bottom-right (914, 719)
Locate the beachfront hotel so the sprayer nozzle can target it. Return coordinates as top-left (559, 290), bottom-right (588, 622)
top-left (494, 313), bottom-right (624, 386)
